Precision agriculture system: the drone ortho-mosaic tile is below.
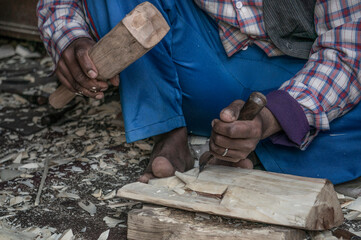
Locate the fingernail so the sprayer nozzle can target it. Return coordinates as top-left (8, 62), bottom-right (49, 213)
top-left (211, 120), bottom-right (215, 127)
top-left (88, 70), bottom-right (97, 79)
top-left (101, 88), bottom-right (108, 91)
top-left (95, 95), bottom-right (103, 100)
top-left (222, 109), bottom-right (235, 120)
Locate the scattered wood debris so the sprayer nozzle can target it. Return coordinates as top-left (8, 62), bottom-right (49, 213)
top-left (1, 38), bottom-right (361, 240)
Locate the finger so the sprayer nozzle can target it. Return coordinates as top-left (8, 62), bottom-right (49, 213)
top-left (211, 131), bottom-right (253, 150)
top-left (213, 119), bottom-right (255, 139)
top-left (209, 138), bottom-right (248, 162)
top-left (74, 40), bottom-right (98, 79)
top-left (56, 70), bottom-right (75, 92)
top-left (56, 60), bottom-right (75, 91)
top-left (220, 100), bottom-right (245, 122)
top-left (231, 158), bottom-right (254, 169)
top-left (63, 49), bottom-right (106, 96)
top-left (209, 158), bottom-right (253, 169)
top-left (80, 88), bottom-right (105, 100)
top-left (73, 39), bottom-right (109, 91)
top-left (109, 75), bottom-right (120, 87)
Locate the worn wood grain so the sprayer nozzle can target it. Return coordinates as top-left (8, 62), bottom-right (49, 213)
top-left (118, 166), bottom-right (343, 230)
top-left (127, 206), bottom-right (307, 240)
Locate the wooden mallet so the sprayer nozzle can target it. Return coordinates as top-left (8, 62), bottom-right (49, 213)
top-left (49, 1), bottom-right (170, 109)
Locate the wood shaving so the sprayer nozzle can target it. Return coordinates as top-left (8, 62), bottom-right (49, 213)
top-left (103, 216), bottom-right (123, 228)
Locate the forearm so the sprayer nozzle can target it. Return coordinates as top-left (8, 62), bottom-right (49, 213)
top-left (266, 1), bottom-right (361, 150)
top-left (37, 0), bottom-right (92, 66)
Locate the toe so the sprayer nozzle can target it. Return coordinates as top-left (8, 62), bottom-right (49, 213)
top-left (152, 156), bottom-right (175, 178)
top-left (138, 173), bottom-right (155, 183)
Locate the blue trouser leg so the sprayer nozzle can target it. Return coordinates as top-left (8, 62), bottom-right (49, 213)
top-left (85, 0), bottom-right (306, 141)
top-left (85, 0), bottom-right (361, 184)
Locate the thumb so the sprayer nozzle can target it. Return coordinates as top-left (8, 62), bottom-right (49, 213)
top-left (220, 100), bottom-right (244, 123)
top-left (74, 38), bottom-right (98, 79)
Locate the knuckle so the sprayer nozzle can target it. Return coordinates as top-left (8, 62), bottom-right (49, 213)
top-left (75, 72), bottom-right (87, 82)
top-left (239, 152), bottom-right (248, 160)
top-left (210, 140), bottom-right (221, 154)
top-left (213, 134), bottom-right (222, 145)
top-left (253, 127), bottom-right (262, 137)
top-left (75, 48), bottom-right (87, 59)
top-left (244, 142), bottom-right (255, 152)
top-left (62, 49), bottom-right (73, 61)
top-left (227, 124), bottom-right (237, 138)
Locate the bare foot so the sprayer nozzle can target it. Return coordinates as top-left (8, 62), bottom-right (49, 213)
top-left (138, 127), bottom-right (194, 183)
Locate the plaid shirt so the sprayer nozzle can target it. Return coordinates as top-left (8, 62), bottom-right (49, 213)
top-left (37, 0), bottom-right (361, 149)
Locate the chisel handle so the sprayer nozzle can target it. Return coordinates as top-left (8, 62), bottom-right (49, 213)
top-left (237, 92), bottom-right (267, 121)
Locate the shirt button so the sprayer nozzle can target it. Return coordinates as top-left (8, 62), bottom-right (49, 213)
top-left (236, 1), bottom-right (243, 9)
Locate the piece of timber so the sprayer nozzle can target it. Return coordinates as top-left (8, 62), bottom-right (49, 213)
top-left (117, 166), bottom-right (344, 230)
top-left (127, 206), bottom-right (307, 240)
top-left (49, 1), bottom-right (170, 109)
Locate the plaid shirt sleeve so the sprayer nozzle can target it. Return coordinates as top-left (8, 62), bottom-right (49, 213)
top-left (36, 0), bottom-right (92, 66)
top-left (279, 0), bottom-right (361, 149)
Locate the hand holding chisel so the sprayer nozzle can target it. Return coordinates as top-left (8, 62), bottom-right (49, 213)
top-left (199, 92), bottom-right (267, 172)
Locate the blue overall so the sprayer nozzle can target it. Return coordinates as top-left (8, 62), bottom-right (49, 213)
top-left (84, 0), bottom-right (361, 184)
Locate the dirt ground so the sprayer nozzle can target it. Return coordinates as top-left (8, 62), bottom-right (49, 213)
top-left (1, 38), bottom-right (361, 240)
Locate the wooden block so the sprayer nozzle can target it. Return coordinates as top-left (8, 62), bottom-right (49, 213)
top-left (127, 206), bottom-right (307, 240)
top-left (117, 166), bottom-right (344, 230)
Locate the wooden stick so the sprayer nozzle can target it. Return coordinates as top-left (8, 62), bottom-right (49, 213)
top-left (34, 158), bottom-right (50, 206)
top-left (49, 1), bottom-right (170, 109)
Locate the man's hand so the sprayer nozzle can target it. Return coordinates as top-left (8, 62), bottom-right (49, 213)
top-left (209, 100), bottom-right (282, 167)
top-left (55, 38), bottom-right (119, 99)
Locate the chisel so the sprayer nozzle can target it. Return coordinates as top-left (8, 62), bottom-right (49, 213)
top-left (199, 92), bottom-right (267, 172)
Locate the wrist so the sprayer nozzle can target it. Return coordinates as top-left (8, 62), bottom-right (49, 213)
top-left (260, 107), bottom-right (282, 139)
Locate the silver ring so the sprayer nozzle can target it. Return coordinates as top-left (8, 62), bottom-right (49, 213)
top-left (222, 148), bottom-right (229, 157)
top-left (90, 86), bottom-right (98, 93)
top-left (75, 91), bottom-right (83, 96)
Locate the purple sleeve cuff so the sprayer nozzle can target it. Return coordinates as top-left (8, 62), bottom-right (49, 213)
top-left (266, 90), bottom-right (310, 147)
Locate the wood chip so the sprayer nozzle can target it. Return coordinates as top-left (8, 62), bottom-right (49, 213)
top-left (107, 202), bottom-right (140, 209)
top-left (92, 189), bottom-right (103, 199)
top-left (78, 201), bottom-right (97, 216)
top-left (0, 45), bottom-right (15, 59)
top-left (103, 216), bottom-right (123, 228)
top-left (15, 45), bottom-right (41, 58)
top-left (59, 229), bottom-right (74, 240)
top-left (19, 163), bottom-right (41, 169)
top-left (134, 142), bottom-right (152, 151)
top-left (344, 210), bottom-right (361, 221)
top-left (0, 169), bottom-right (23, 181)
top-left (346, 197), bottom-right (361, 212)
top-left (101, 190), bottom-right (116, 200)
top-left (13, 153), bottom-right (23, 164)
top-left (57, 192), bottom-right (80, 200)
top-left (75, 128), bottom-right (86, 137)
top-left (9, 196), bottom-right (31, 206)
top-left (97, 230), bottom-right (110, 240)
top-left (0, 153), bottom-right (16, 164)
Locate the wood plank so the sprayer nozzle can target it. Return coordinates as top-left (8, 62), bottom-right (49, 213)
top-left (127, 206), bottom-right (307, 240)
top-left (117, 166), bottom-right (343, 230)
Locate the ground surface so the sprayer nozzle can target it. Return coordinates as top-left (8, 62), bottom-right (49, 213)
top-left (0, 38), bottom-right (361, 240)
